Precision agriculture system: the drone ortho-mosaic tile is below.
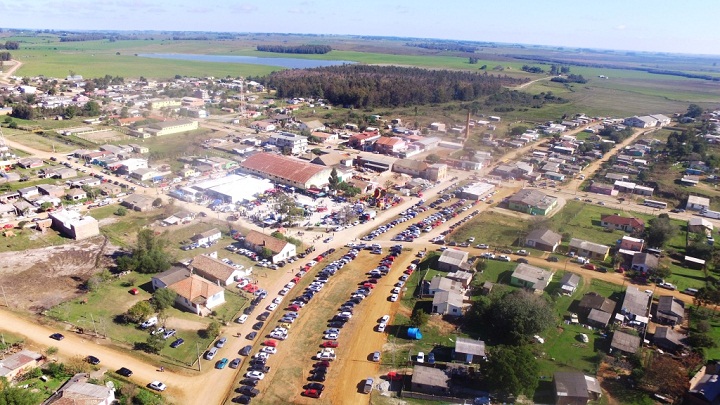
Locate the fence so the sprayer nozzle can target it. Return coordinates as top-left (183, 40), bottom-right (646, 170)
top-left (401, 391), bottom-right (467, 404)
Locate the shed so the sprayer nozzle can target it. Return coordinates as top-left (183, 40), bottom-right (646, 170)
top-left (410, 365), bottom-right (450, 395)
top-left (453, 337), bottom-right (486, 364)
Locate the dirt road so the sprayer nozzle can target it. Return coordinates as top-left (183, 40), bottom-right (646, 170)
top-left (0, 60), bottom-right (22, 84)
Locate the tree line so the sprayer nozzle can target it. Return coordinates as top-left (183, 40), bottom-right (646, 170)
top-left (0, 52), bottom-right (11, 62)
top-left (59, 33), bottom-right (107, 42)
top-left (10, 101), bottom-right (102, 120)
top-left (550, 74), bottom-right (587, 84)
top-left (405, 42), bottom-right (478, 53)
top-left (253, 65), bottom-right (525, 108)
top-left (0, 41), bottom-right (18, 50)
top-left (256, 44), bottom-right (332, 54)
top-left (485, 90), bottom-right (568, 110)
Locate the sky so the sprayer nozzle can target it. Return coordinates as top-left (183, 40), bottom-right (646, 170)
top-left (3, 0), bottom-right (720, 55)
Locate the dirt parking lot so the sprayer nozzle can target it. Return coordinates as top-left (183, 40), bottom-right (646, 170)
top-left (0, 235), bottom-right (116, 312)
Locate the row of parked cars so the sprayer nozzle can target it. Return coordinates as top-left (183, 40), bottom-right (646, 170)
top-left (361, 200), bottom-right (429, 241)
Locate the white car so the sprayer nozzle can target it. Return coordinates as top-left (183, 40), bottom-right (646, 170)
top-left (279, 288), bottom-right (290, 296)
top-left (497, 255), bottom-right (511, 262)
top-left (273, 296), bottom-right (283, 305)
top-left (390, 294), bottom-right (399, 302)
top-left (267, 303), bottom-right (278, 311)
top-left (416, 352), bottom-right (425, 363)
top-left (148, 381), bottom-right (167, 391)
top-left (380, 315), bottom-right (390, 323)
top-left (316, 351), bottom-right (336, 360)
top-left (270, 331), bottom-right (287, 340)
top-left (391, 287), bottom-right (400, 294)
top-left (377, 323), bottom-right (386, 332)
top-left (475, 244), bottom-right (489, 249)
top-left (324, 333), bottom-right (339, 340)
top-left (245, 371), bottom-right (265, 380)
top-left (261, 346), bottom-right (277, 354)
top-left (237, 279), bottom-right (250, 288)
top-left (236, 314), bottom-right (249, 324)
top-left (253, 352), bottom-right (270, 360)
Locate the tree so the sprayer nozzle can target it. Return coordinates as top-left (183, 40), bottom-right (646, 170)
top-left (143, 333), bottom-right (166, 354)
top-left (152, 288), bottom-right (177, 312)
top-left (115, 207), bottom-right (128, 216)
top-left (482, 290), bottom-right (556, 344)
top-left (116, 229), bottom-right (172, 274)
top-left (686, 104), bottom-right (704, 118)
top-left (484, 345), bottom-right (539, 398)
top-left (125, 301), bottom-right (153, 323)
top-left (39, 201), bottom-right (53, 212)
top-left (152, 198), bottom-right (163, 208)
top-left (260, 247), bottom-right (273, 260)
top-left (83, 101), bottom-right (101, 116)
top-left (206, 321), bottom-right (221, 339)
top-left (510, 126), bottom-right (529, 136)
top-left (688, 332), bottom-right (716, 348)
top-left (64, 105), bottom-right (78, 119)
top-left (426, 154), bottom-right (440, 164)
top-left (640, 354), bottom-right (690, 399)
top-left (645, 216), bottom-right (677, 248)
top-left (132, 389), bottom-right (163, 405)
top-left (328, 168), bottom-right (340, 191)
top-left (0, 377), bottom-right (43, 404)
top-left (10, 103), bottom-right (34, 120)
top-left (409, 309), bottom-right (429, 327)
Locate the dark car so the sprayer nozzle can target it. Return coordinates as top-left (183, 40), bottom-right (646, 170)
top-left (240, 345), bottom-right (253, 356)
top-left (597, 266), bottom-right (608, 273)
top-left (246, 332), bottom-right (257, 340)
top-left (232, 395), bottom-right (252, 404)
top-left (240, 378), bottom-right (259, 387)
top-left (243, 306), bottom-right (256, 315)
top-left (305, 382), bottom-right (325, 392)
top-left (516, 258), bottom-right (529, 264)
top-left (86, 355), bottom-right (100, 365)
top-left (237, 386), bottom-right (260, 397)
top-left (248, 365), bottom-right (270, 373)
top-left (117, 367), bottom-right (133, 377)
top-left (50, 333), bottom-right (65, 341)
top-left (309, 373), bottom-right (326, 382)
top-left (252, 322), bottom-right (264, 331)
top-left (170, 338), bottom-right (185, 348)
top-left (257, 312), bottom-right (271, 321)
top-left (230, 358), bottom-right (242, 369)
top-left (547, 256), bottom-right (560, 262)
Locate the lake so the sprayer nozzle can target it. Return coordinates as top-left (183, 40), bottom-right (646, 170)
top-left (136, 53), bottom-right (356, 69)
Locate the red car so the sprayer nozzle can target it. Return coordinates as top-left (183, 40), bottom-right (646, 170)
top-left (582, 263), bottom-right (596, 271)
top-left (404, 269), bottom-right (414, 275)
top-left (288, 304), bottom-right (301, 311)
top-left (263, 340), bottom-right (277, 347)
top-left (363, 283), bottom-right (375, 289)
top-left (303, 388), bottom-right (321, 398)
top-left (315, 255), bottom-right (324, 262)
top-left (321, 341), bottom-right (339, 348)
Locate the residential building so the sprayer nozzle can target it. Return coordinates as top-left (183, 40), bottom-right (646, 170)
top-left (654, 326), bottom-right (687, 353)
top-left (48, 211), bottom-right (99, 240)
top-left (0, 350), bottom-right (43, 381)
top-left (620, 286), bottom-right (651, 321)
top-left (600, 214), bottom-right (644, 233)
top-left (624, 116), bottom-right (658, 128)
top-left (268, 132), bottom-right (308, 155)
top-left (508, 189), bottom-right (558, 216)
top-left (425, 163), bottom-right (448, 181)
top-left (37, 184), bottom-right (66, 199)
top-left (98, 183), bottom-right (122, 196)
top-left (168, 274), bottom-right (225, 316)
top-left (619, 236), bottom-right (645, 252)
top-left (239, 153), bottom-right (332, 190)
top-left (437, 249), bottom-right (469, 272)
top-left (453, 337), bottom-right (486, 364)
top-left (243, 230), bottom-right (297, 263)
top-left (349, 132), bottom-right (381, 150)
top-left (687, 195), bottom-right (711, 211)
top-left (392, 159), bottom-right (428, 178)
top-left (630, 253), bottom-right (659, 273)
top-left (510, 263), bottom-right (553, 293)
top-left (689, 217), bottom-right (714, 234)
top-left (523, 228), bottom-right (562, 252)
top-left (374, 137), bottom-right (406, 155)
top-left (568, 238), bottom-right (610, 260)
top-left (149, 99), bottom-right (182, 110)
top-left (44, 373), bottom-right (115, 405)
top-left (17, 157), bottom-right (44, 169)
top-left (121, 193), bottom-right (156, 211)
top-left (610, 330), bottom-right (641, 354)
top-left (456, 182), bottom-right (495, 201)
top-left (687, 365), bottom-right (720, 405)
top-left (446, 270), bottom-right (473, 288)
top-left (299, 120), bottom-right (325, 132)
top-left (578, 292), bottom-right (616, 319)
top-left (410, 366), bottom-right (450, 395)
top-left (553, 371), bottom-right (602, 405)
top-left (189, 254), bottom-right (244, 286)
top-left (589, 182), bottom-right (618, 196)
top-left (426, 276), bottom-right (464, 296)
top-left (151, 267), bottom-right (192, 291)
top-left (656, 296), bottom-right (685, 325)
top-left (431, 290), bottom-right (464, 316)
top-left (66, 188), bottom-right (87, 201)
top-left (356, 153), bottom-right (397, 172)
top-left (190, 228), bottom-right (222, 245)
top-left (559, 273), bottom-right (581, 295)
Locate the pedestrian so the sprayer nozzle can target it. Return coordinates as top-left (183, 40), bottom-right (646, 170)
top-left (160, 366), bottom-right (164, 372)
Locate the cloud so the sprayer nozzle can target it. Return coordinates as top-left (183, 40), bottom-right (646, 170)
top-left (615, 24), bottom-right (626, 30)
top-left (231, 4), bottom-right (258, 13)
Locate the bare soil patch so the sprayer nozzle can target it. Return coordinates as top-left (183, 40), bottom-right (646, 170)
top-left (0, 236), bottom-right (118, 312)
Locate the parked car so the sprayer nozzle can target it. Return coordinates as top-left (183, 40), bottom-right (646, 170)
top-left (229, 358), bottom-right (241, 369)
top-left (170, 338), bottom-right (185, 348)
top-left (245, 371), bottom-right (265, 380)
top-left (117, 367), bottom-right (133, 377)
top-left (148, 381), bottom-right (167, 392)
top-left (216, 358), bottom-right (229, 369)
top-left (86, 355), bottom-right (100, 365)
top-left (50, 333), bottom-right (65, 341)
top-left (372, 351), bottom-right (381, 362)
top-left (240, 345), bottom-right (252, 356)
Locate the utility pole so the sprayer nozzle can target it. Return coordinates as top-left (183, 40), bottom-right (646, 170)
top-left (90, 313), bottom-right (98, 336)
top-left (196, 342), bottom-right (201, 372)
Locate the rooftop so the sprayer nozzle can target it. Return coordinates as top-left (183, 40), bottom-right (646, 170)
top-left (455, 337), bottom-right (486, 357)
top-left (411, 365), bottom-right (450, 388)
top-left (244, 230), bottom-right (290, 254)
top-left (509, 189), bottom-right (557, 210)
top-left (190, 254), bottom-right (238, 282)
top-left (240, 153), bottom-right (327, 185)
top-left (611, 330), bottom-right (641, 354)
top-left (169, 274), bottom-right (224, 304)
top-left (438, 248), bottom-right (469, 267)
top-left (512, 263), bottom-right (553, 291)
top-left (569, 238), bottom-right (610, 255)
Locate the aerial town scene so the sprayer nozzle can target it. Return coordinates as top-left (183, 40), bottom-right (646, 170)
top-left (0, 2), bottom-right (718, 405)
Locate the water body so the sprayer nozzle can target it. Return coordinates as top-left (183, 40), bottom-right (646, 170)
top-left (137, 53), bottom-right (356, 69)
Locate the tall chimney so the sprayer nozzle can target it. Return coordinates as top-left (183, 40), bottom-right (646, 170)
top-left (465, 110), bottom-right (471, 144)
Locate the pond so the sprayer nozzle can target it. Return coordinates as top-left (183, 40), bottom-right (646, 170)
top-left (137, 53), bottom-right (356, 69)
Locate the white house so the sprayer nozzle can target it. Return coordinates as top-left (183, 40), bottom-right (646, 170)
top-left (190, 228), bottom-right (222, 245)
top-left (243, 230), bottom-right (297, 263)
top-left (431, 291), bottom-right (464, 316)
top-left (168, 274), bottom-right (225, 316)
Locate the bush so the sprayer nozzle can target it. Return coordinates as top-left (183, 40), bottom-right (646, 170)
top-left (115, 207), bottom-right (128, 216)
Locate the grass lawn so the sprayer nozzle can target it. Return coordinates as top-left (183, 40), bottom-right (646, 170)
top-left (448, 210), bottom-right (531, 247)
top-left (0, 227), bottom-right (69, 253)
top-left (665, 263), bottom-right (708, 292)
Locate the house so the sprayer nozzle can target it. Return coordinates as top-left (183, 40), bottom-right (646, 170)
top-left (689, 217), bottom-right (714, 234)
top-left (190, 228), bottom-right (222, 246)
top-left (578, 292), bottom-right (616, 318)
top-left (523, 228), bottom-right (562, 252)
top-left (425, 163), bottom-right (448, 181)
top-left (437, 249), bottom-right (469, 272)
top-left (0, 350), bottom-right (43, 381)
top-left (268, 132), bottom-right (308, 155)
top-left (600, 214), bottom-right (644, 233)
top-left (568, 238), bottom-right (610, 260)
top-left (620, 286), bottom-right (651, 321)
top-left (349, 132), bottom-right (381, 150)
top-left (66, 188), bottom-right (87, 201)
top-left (630, 253), bottom-right (659, 273)
top-left (250, 120), bottom-right (276, 132)
top-left (656, 296), bottom-right (685, 325)
top-left (44, 373), bottom-right (115, 405)
top-left (589, 182), bottom-right (618, 196)
top-left (687, 195), bottom-right (711, 211)
top-left (619, 236), bottom-right (645, 252)
top-left (510, 263), bottom-right (553, 293)
top-left (162, 210), bottom-right (195, 226)
top-left (18, 186), bottom-right (39, 198)
top-left (587, 308), bottom-right (613, 328)
top-left (37, 184), bottom-right (66, 198)
top-left (151, 267), bottom-right (192, 291)
top-left (427, 276), bottom-right (464, 296)
top-left (121, 193), bottom-right (156, 211)
top-left (299, 119), bottom-right (326, 132)
top-left (610, 330), bottom-right (641, 354)
top-left (559, 273), bottom-right (581, 295)
top-left (553, 371), bottom-right (602, 405)
top-left (687, 365), bottom-right (720, 405)
top-left (98, 182), bottom-right (122, 196)
top-left (508, 189), bottom-right (558, 216)
top-left (410, 365), bottom-right (450, 395)
top-left (624, 116), bottom-right (658, 128)
top-left (431, 290), bottom-right (464, 316)
top-left (168, 274), bottom-right (225, 316)
top-left (446, 270), bottom-right (474, 288)
top-left (654, 326), bottom-right (687, 353)
top-left (374, 136), bottom-right (406, 155)
top-left (453, 337), bottom-right (486, 364)
top-left (48, 211), bottom-right (100, 240)
top-left (189, 254), bottom-right (245, 286)
top-left (243, 230), bottom-right (297, 263)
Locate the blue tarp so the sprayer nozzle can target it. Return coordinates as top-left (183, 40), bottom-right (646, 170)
top-left (407, 328), bottom-right (423, 340)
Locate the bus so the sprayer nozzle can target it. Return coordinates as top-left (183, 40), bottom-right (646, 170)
top-left (643, 199), bottom-right (668, 209)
